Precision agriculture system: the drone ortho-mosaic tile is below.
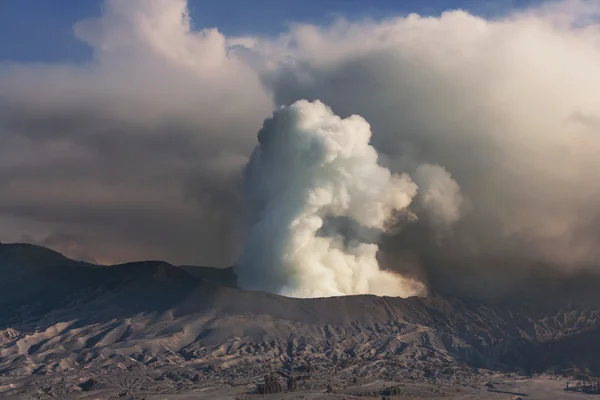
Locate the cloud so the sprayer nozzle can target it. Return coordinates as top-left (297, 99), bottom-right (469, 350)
top-left (413, 163), bottom-right (463, 231)
top-left (246, 1), bottom-right (600, 297)
top-left (0, 0), bottom-right (272, 266)
top-left (2, 0), bottom-right (600, 299)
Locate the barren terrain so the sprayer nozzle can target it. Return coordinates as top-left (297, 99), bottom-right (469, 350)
top-left (1, 243), bottom-right (599, 399)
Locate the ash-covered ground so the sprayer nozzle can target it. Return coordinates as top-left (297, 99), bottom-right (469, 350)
top-left (2, 243), bottom-right (600, 399)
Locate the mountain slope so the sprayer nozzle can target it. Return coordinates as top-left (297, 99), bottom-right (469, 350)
top-left (1, 243), bottom-right (600, 398)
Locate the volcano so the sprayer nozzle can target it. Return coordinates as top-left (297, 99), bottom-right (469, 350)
top-left (1, 242), bottom-right (600, 399)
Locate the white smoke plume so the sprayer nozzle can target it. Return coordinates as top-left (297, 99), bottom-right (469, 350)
top-left (236, 100), bottom-right (426, 298)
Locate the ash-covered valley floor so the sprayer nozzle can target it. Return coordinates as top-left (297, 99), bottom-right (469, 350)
top-left (2, 243), bottom-right (600, 399)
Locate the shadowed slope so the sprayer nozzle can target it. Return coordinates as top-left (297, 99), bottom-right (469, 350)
top-left (2, 242), bottom-right (600, 388)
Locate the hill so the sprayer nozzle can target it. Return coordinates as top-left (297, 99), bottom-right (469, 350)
top-left (1, 242), bottom-right (599, 398)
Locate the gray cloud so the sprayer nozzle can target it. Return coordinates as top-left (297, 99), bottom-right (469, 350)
top-left (2, 0), bottom-right (600, 299)
top-left (0, 0), bottom-right (272, 266)
top-left (252, 3), bottom-right (600, 297)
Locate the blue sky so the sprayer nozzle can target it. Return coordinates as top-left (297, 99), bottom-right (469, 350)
top-left (0, 0), bottom-right (540, 63)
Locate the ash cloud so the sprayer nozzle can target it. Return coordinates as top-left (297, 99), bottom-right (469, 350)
top-left (2, 0), bottom-right (600, 298)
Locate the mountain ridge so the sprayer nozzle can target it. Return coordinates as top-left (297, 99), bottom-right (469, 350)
top-left (1, 242), bottom-right (600, 398)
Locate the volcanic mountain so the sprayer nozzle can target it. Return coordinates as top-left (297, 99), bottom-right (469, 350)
top-left (1, 242), bottom-right (600, 399)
